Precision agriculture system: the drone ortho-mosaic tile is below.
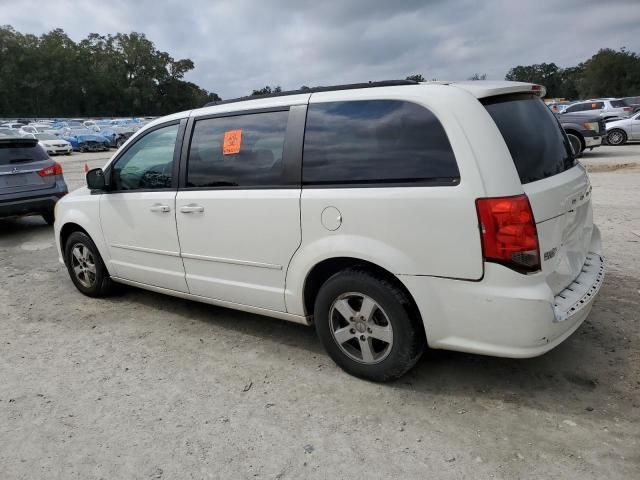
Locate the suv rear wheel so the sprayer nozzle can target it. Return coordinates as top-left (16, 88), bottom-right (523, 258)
top-left (314, 269), bottom-right (425, 381)
top-left (64, 231), bottom-right (113, 297)
top-left (41, 210), bottom-right (55, 225)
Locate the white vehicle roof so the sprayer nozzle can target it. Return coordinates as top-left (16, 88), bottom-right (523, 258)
top-left (130, 80), bottom-right (546, 142)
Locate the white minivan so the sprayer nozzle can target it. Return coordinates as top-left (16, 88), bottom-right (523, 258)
top-left (54, 80), bottom-right (604, 381)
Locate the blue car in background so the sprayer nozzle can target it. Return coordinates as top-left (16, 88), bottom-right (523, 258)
top-left (62, 129), bottom-right (111, 152)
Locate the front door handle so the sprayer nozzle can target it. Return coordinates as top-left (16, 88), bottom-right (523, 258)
top-left (150, 204), bottom-right (171, 213)
top-left (180, 204), bottom-right (205, 214)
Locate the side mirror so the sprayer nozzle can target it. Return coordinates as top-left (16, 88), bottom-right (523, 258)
top-left (86, 168), bottom-right (106, 191)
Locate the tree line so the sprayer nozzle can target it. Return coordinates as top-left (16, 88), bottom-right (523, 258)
top-left (505, 48), bottom-right (640, 99)
top-left (2, 24), bottom-right (638, 117)
top-left (0, 25), bottom-right (220, 117)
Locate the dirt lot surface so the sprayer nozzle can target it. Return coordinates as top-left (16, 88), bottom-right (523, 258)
top-left (1, 145), bottom-right (639, 479)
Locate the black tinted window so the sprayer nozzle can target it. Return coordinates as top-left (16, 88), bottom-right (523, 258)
top-left (483, 94), bottom-right (574, 184)
top-left (610, 100), bottom-right (625, 108)
top-left (187, 111), bottom-right (289, 188)
top-left (0, 141), bottom-right (48, 165)
top-left (302, 100), bottom-right (459, 185)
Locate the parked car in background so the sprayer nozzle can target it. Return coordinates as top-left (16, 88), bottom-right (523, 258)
top-left (33, 133), bottom-right (72, 155)
top-left (562, 98), bottom-right (632, 119)
top-left (0, 122), bottom-right (26, 130)
top-left (62, 130), bottom-right (111, 152)
top-left (0, 136), bottom-right (68, 224)
top-left (556, 113), bottom-right (604, 154)
top-left (605, 111), bottom-right (640, 145)
top-left (54, 80), bottom-right (604, 381)
top-left (0, 128), bottom-right (19, 137)
top-left (96, 127), bottom-right (135, 148)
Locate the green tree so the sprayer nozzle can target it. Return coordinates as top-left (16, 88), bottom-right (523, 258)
top-left (405, 74), bottom-right (425, 82)
top-left (577, 48), bottom-right (640, 98)
top-left (0, 25), bottom-right (219, 117)
top-left (468, 73), bottom-right (487, 81)
top-left (251, 85), bottom-right (282, 96)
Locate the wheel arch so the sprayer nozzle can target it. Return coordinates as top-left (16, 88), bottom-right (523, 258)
top-left (301, 256), bottom-right (424, 333)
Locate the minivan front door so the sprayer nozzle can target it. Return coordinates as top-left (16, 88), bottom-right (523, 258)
top-left (100, 122), bottom-right (188, 293)
top-left (176, 107), bottom-right (305, 312)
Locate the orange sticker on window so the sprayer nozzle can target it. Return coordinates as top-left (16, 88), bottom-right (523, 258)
top-left (223, 129), bottom-right (242, 155)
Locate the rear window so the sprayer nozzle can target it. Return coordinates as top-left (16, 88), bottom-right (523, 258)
top-left (483, 94), bottom-right (575, 184)
top-left (0, 141), bottom-right (48, 165)
top-left (610, 100), bottom-right (625, 108)
top-left (303, 100), bottom-right (460, 186)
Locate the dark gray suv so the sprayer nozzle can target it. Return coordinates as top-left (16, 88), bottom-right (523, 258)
top-left (0, 136), bottom-right (68, 224)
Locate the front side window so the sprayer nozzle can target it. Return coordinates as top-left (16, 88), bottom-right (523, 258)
top-left (187, 110), bottom-right (289, 188)
top-left (110, 123), bottom-right (179, 191)
top-left (302, 100), bottom-right (460, 185)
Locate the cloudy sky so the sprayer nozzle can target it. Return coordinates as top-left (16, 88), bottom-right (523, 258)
top-left (1, 0), bottom-right (639, 98)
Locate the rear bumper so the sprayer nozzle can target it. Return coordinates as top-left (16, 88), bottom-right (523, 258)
top-left (400, 231), bottom-right (604, 358)
top-left (0, 187), bottom-right (67, 218)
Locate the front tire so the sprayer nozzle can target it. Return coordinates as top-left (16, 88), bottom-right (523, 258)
top-left (64, 231), bottom-right (113, 297)
top-left (314, 269), bottom-right (425, 382)
top-left (607, 129), bottom-right (627, 146)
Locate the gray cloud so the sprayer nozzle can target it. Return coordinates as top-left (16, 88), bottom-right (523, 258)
top-left (1, 0), bottom-right (639, 98)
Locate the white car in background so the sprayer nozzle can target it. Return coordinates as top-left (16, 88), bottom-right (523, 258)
top-left (605, 111), bottom-right (640, 145)
top-left (33, 133), bottom-right (72, 155)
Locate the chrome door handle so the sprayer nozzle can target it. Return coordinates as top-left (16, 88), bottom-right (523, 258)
top-left (180, 204), bottom-right (205, 214)
top-left (150, 204), bottom-right (171, 213)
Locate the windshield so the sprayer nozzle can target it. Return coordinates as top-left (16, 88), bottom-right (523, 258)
top-left (483, 94), bottom-right (575, 184)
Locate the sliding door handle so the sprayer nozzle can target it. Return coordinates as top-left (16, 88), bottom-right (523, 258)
top-left (180, 204), bottom-right (205, 214)
top-left (149, 204), bottom-right (171, 213)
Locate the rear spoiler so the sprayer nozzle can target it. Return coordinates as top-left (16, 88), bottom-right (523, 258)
top-left (437, 81), bottom-right (547, 99)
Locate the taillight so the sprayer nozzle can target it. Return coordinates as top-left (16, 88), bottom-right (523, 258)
top-left (37, 162), bottom-right (63, 177)
top-left (623, 107), bottom-right (631, 112)
top-left (475, 194), bottom-right (541, 273)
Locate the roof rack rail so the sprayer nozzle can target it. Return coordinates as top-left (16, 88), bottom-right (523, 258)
top-left (204, 79), bottom-right (419, 107)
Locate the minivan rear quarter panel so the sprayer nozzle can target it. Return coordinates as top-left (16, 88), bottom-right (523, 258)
top-left (286, 85), bottom-right (509, 316)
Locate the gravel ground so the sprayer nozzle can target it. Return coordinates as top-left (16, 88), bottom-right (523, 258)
top-left (1, 145), bottom-right (639, 479)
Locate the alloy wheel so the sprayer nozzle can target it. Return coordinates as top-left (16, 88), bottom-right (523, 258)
top-left (329, 292), bottom-right (393, 364)
top-left (71, 243), bottom-right (97, 288)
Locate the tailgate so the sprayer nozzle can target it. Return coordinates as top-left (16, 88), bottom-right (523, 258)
top-left (524, 164), bottom-right (593, 294)
top-left (0, 139), bottom-right (55, 195)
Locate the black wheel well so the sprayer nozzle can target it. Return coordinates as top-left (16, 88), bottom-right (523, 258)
top-left (565, 129), bottom-right (585, 150)
top-left (60, 222), bottom-right (90, 254)
top-left (303, 257), bottom-right (423, 326)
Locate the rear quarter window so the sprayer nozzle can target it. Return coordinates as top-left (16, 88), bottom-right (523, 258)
top-left (302, 100), bottom-right (460, 186)
top-left (609, 100), bottom-right (625, 108)
top-left (483, 94), bottom-right (575, 184)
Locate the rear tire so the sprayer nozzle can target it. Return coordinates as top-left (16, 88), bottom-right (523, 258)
top-left (64, 231), bottom-right (113, 297)
top-left (607, 129), bottom-right (627, 146)
top-left (314, 268), bottom-right (425, 382)
top-left (41, 211), bottom-right (55, 225)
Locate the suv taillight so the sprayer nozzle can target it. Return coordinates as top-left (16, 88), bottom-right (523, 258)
top-left (37, 162), bottom-right (63, 177)
top-left (475, 194), bottom-right (540, 273)
top-left (623, 107), bottom-right (632, 112)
